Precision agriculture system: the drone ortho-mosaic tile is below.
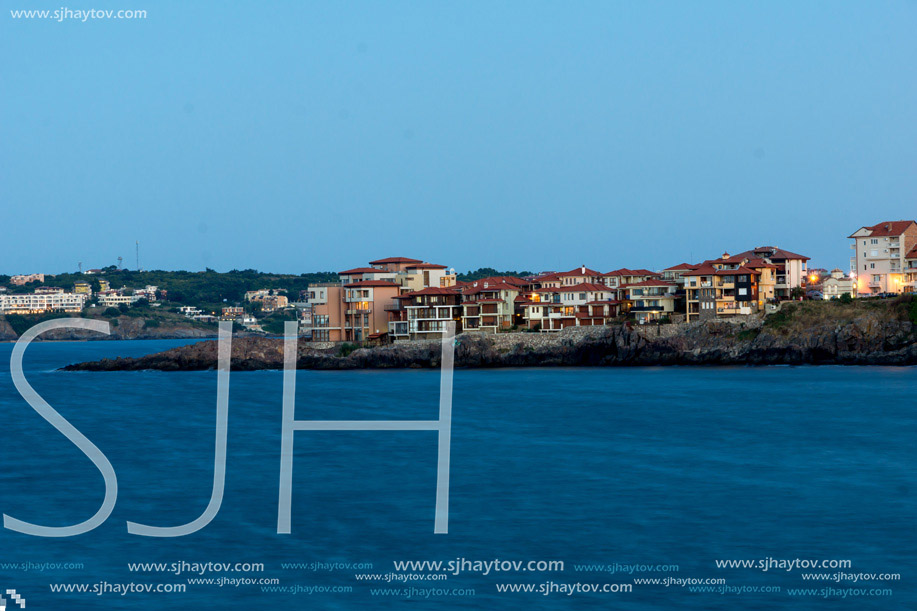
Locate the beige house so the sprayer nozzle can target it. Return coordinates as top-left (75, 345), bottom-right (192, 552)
top-left (367, 257), bottom-right (457, 291)
top-left (625, 280), bottom-right (679, 323)
top-left (306, 283), bottom-right (345, 342)
top-left (822, 269), bottom-right (855, 300)
top-left (460, 279), bottom-right (524, 333)
top-left (523, 282), bottom-right (619, 331)
top-left (729, 247), bottom-right (808, 300)
top-left (905, 245), bottom-right (917, 294)
top-left (848, 220), bottom-right (917, 294)
top-left (10, 273), bottom-right (45, 286)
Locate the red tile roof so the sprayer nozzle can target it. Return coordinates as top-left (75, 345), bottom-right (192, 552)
top-left (406, 263), bottom-right (447, 269)
top-left (906, 244), bottom-right (917, 259)
top-left (733, 246), bottom-right (811, 261)
top-left (602, 268), bottom-right (658, 277)
top-left (742, 257), bottom-right (778, 269)
top-left (663, 263), bottom-right (698, 271)
top-left (403, 287), bottom-right (460, 296)
top-left (682, 263), bottom-right (720, 277)
top-left (338, 267), bottom-right (384, 275)
top-left (466, 276), bottom-right (528, 286)
top-left (556, 266), bottom-right (601, 277)
top-left (343, 280), bottom-right (400, 288)
top-left (532, 272), bottom-right (560, 282)
top-left (368, 257), bottom-right (423, 264)
top-left (848, 220), bottom-right (917, 239)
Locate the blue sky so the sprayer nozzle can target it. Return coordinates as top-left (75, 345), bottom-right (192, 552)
top-left (2, 1), bottom-right (915, 274)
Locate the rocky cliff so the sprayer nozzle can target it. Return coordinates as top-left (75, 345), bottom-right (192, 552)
top-left (62, 299), bottom-right (917, 371)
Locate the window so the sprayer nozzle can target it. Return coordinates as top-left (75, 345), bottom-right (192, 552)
top-left (738, 275), bottom-right (749, 282)
top-left (579, 293), bottom-right (586, 300)
top-left (871, 238), bottom-right (878, 245)
top-left (870, 250), bottom-right (878, 257)
top-left (738, 288), bottom-right (747, 296)
top-left (870, 263), bottom-right (875, 269)
top-left (873, 275), bottom-right (881, 283)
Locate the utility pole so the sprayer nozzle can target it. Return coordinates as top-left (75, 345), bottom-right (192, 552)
top-left (136, 241), bottom-right (141, 272)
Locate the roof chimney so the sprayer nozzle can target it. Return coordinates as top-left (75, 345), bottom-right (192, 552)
top-left (581, 265), bottom-right (586, 274)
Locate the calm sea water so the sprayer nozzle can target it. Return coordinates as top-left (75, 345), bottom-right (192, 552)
top-left (0, 339), bottom-right (914, 610)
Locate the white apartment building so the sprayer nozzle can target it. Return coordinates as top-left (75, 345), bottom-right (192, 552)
top-left (849, 220), bottom-right (917, 294)
top-left (0, 292), bottom-right (86, 314)
top-left (97, 293), bottom-right (143, 307)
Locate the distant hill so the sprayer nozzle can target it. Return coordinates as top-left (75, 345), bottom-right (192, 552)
top-left (456, 267), bottom-right (532, 282)
top-left (1, 268), bottom-right (338, 311)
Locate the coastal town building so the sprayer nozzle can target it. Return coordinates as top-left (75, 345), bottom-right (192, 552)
top-left (601, 268), bottom-right (659, 294)
top-left (460, 278), bottom-right (525, 333)
top-left (392, 287), bottom-right (463, 340)
top-left (660, 263), bottom-right (697, 289)
top-left (244, 289), bottom-right (289, 312)
top-left (342, 280), bottom-right (401, 342)
top-left (221, 306), bottom-right (244, 320)
top-left (556, 266), bottom-right (603, 286)
top-left (684, 263), bottom-right (760, 322)
top-left (848, 220), bottom-right (917, 294)
top-left (0, 291), bottom-right (86, 314)
top-left (729, 246), bottom-right (809, 300)
top-left (523, 282), bottom-right (619, 331)
top-left (821, 269), bottom-right (856, 300)
top-left (134, 286), bottom-right (160, 302)
top-left (97, 291), bottom-right (142, 307)
top-left (10, 273), bottom-right (45, 286)
top-left (367, 257), bottom-right (457, 291)
top-left (625, 279), bottom-right (679, 323)
top-left (905, 245), bottom-right (917, 294)
top-left (306, 257), bottom-right (456, 343)
top-left (74, 282), bottom-right (92, 296)
top-left (305, 283), bottom-right (344, 342)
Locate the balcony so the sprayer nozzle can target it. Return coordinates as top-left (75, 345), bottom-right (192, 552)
top-left (388, 321), bottom-right (409, 336)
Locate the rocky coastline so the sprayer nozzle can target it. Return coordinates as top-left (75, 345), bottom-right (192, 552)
top-left (61, 301), bottom-right (917, 371)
